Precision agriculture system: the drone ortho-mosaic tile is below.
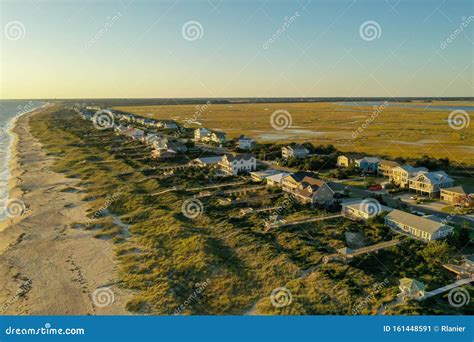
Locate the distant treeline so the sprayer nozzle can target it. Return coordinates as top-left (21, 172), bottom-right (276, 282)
top-left (35, 96), bottom-right (474, 108)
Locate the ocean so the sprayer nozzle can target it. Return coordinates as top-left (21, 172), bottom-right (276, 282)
top-left (0, 100), bottom-right (48, 222)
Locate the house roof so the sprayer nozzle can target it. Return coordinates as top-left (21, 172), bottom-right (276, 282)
top-left (193, 156), bottom-right (223, 165)
top-left (399, 278), bottom-right (425, 291)
top-left (224, 154), bottom-right (255, 162)
top-left (250, 169), bottom-right (281, 178)
top-left (410, 171), bottom-right (453, 185)
top-left (358, 157), bottom-right (380, 163)
top-left (385, 210), bottom-right (450, 234)
top-left (342, 199), bottom-right (393, 214)
top-left (284, 144), bottom-right (308, 152)
top-left (379, 160), bottom-right (400, 168)
top-left (265, 172), bottom-right (290, 183)
top-left (285, 172), bottom-right (318, 183)
top-left (441, 185), bottom-right (473, 195)
top-left (239, 135), bottom-right (253, 141)
top-left (397, 165), bottom-right (428, 173)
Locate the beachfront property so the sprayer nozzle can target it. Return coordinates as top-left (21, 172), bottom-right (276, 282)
top-left (282, 173), bottom-right (335, 205)
top-left (250, 169), bottom-right (281, 182)
top-left (218, 154), bottom-right (256, 176)
top-left (440, 186), bottom-right (474, 206)
top-left (151, 148), bottom-right (177, 159)
top-left (166, 141), bottom-right (187, 153)
top-left (191, 156), bottom-right (223, 167)
top-left (194, 127), bottom-right (211, 141)
top-left (384, 210), bottom-right (453, 241)
top-left (408, 171), bottom-right (454, 198)
top-left (336, 154), bottom-right (363, 168)
top-left (208, 131), bottom-right (227, 144)
top-left (238, 135), bottom-right (255, 150)
top-left (341, 199), bottom-right (393, 221)
top-left (355, 157), bottom-right (380, 174)
top-left (377, 160), bottom-right (400, 177)
top-left (389, 165), bottom-right (428, 188)
top-left (265, 172), bottom-right (291, 187)
top-left (398, 278), bottom-right (426, 300)
top-left (157, 120), bottom-right (178, 130)
top-left (281, 145), bottom-right (309, 159)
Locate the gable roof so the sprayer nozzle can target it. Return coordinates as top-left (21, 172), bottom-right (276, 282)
top-left (265, 172), bottom-right (290, 183)
top-left (399, 278), bottom-right (425, 292)
top-left (379, 160), bottom-right (400, 168)
top-left (223, 154), bottom-right (255, 162)
top-left (411, 171), bottom-right (453, 185)
top-left (385, 210), bottom-right (450, 234)
top-left (441, 185), bottom-right (474, 195)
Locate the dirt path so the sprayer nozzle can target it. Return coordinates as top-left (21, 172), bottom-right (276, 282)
top-left (0, 108), bottom-right (131, 315)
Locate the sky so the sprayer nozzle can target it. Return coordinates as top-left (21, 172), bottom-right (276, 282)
top-left (0, 0), bottom-right (473, 99)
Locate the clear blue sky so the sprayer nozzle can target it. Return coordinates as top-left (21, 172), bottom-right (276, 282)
top-left (0, 0), bottom-right (472, 98)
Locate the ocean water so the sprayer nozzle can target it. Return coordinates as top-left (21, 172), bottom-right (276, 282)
top-left (0, 100), bottom-right (48, 222)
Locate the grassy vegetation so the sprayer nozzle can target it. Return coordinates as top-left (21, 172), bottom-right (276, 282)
top-left (28, 107), bottom-right (473, 315)
top-left (116, 101), bottom-right (474, 165)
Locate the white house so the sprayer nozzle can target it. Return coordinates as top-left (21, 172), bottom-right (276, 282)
top-left (341, 199), bottom-right (393, 221)
top-left (238, 135), bottom-right (255, 150)
top-left (219, 154), bottom-right (256, 176)
top-left (384, 210), bottom-right (453, 241)
top-left (191, 156), bottom-right (223, 167)
top-left (281, 145), bottom-right (309, 159)
top-left (194, 128), bottom-right (211, 141)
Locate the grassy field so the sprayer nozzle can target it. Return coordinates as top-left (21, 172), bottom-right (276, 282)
top-left (116, 101), bottom-right (474, 165)
top-left (28, 107), bottom-right (473, 315)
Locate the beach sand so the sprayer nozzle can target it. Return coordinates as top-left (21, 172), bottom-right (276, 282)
top-left (0, 107), bottom-right (131, 315)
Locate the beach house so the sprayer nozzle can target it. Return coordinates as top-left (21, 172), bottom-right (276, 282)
top-left (440, 186), bottom-right (474, 206)
top-left (341, 199), bottom-right (393, 221)
top-left (355, 157), bottom-right (380, 174)
top-left (377, 160), bottom-right (400, 177)
top-left (282, 173), bottom-right (335, 205)
top-left (238, 135), bottom-right (255, 150)
top-left (194, 128), bottom-right (211, 141)
top-left (281, 145), bottom-right (309, 159)
top-left (219, 154), bottom-right (256, 175)
top-left (384, 210), bottom-right (453, 241)
top-left (398, 278), bottom-right (426, 300)
top-left (389, 165), bottom-right (428, 188)
top-left (408, 171), bottom-right (454, 198)
top-left (336, 154), bottom-right (363, 168)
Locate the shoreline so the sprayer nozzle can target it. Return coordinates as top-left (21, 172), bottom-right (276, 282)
top-left (0, 103), bottom-right (51, 231)
top-left (0, 106), bottom-right (131, 315)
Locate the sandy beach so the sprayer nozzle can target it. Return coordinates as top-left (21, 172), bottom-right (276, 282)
top-left (0, 107), bottom-right (131, 315)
